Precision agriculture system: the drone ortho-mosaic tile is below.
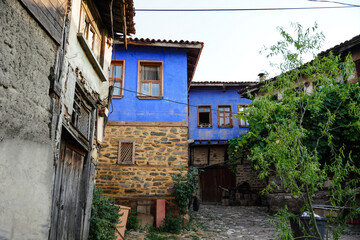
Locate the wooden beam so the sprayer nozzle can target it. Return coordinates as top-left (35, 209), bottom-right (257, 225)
top-left (108, 121), bottom-right (188, 127)
top-left (122, 0), bottom-right (127, 49)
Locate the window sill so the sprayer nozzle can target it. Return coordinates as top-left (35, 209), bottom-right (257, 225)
top-left (218, 126), bottom-right (233, 128)
top-left (137, 96), bottom-right (163, 100)
top-left (112, 95), bottom-right (124, 99)
top-left (77, 33), bottom-right (107, 82)
top-left (198, 125), bottom-right (212, 128)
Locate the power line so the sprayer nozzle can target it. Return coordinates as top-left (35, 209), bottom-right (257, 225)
top-left (111, 86), bottom-right (248, 116)
top-left (135, 6), bottom-right (360, 12)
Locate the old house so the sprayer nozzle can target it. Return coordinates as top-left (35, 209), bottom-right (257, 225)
top-left (188, 81), bottom-right (267, 204)
top-left (0, 0), bottom-right (134, 239)
top-left (96, 38), bottom-right (203, 222)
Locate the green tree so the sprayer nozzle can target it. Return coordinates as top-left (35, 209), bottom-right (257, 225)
top-left (229, 23), bottom-right (360, 239)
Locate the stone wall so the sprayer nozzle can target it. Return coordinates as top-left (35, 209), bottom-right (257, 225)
top-left (0, 0), bottom-right (57, 239)
top-left (96, 123), bottom-right (188, 200)
top-left (192, 145), bottom-right (227, 166)
top-left (235, 159), bottom-right (267, 191)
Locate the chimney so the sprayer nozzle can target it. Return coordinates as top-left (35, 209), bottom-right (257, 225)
top-left (258, 73), bottom-right (266, 81)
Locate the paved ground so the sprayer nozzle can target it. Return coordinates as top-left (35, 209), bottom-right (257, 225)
top-left (125, 205), bottom-right (360, 240)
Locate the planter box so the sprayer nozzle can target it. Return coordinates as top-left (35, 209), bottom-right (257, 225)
top-left (116, 205), bottom-right (131, 240)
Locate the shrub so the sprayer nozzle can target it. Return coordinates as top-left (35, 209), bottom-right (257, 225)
top-left (170, 167), bottom-right (199, 215)
top-left (88, 187), bottom-right (120, 240)
top-left (126, 210), bottom-right (139, 231)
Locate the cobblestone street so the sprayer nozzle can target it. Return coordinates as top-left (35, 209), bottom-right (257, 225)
top-left (126, 205), bottom-right (360, 240)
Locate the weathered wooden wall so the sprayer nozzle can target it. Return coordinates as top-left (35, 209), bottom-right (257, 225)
top-left (19, 0), bottom-right (66, 43)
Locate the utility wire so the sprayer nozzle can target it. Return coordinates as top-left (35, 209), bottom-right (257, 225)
top-left (111, 85), bottom-right (248, 116)
top-left (135, 5), bottom-right (360, 12)
top-left (307, 0), bottom-right (360, 7)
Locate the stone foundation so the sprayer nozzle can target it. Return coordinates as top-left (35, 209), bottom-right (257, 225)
top-left (96, 123), bottom-right (188, 202)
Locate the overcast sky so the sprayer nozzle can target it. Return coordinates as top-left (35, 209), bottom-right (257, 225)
top-left (130, 0), bottom-right (360, 82)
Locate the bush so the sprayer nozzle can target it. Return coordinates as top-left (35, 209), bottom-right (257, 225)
top-left (158, 213), bottom-right (183, 234)
top-left (88, 187), bottom-right (120, 240)
top-left (170, 167), bottom-right (199, 215)
top-left (126, 210), bottom-right (139, 231)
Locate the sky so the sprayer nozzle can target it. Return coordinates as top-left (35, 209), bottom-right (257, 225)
top-left (130, 0), bottom-right (360, 82)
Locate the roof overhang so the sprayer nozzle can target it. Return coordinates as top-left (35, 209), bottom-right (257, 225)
top-left (94, 0), bottom-right (136, 36)
top-left (115, 38), bottom-right (204, 86)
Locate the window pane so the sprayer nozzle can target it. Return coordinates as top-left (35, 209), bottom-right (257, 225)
top-left (113, 82), bottom-right (121, 95)
top-left (152, 83), bottom-right (159, 96)
top-left (142, 83), bottom-right (149, 96)
top-left (220, 118), bottom-right (224, 125)
top-left (141, 65), bottom-right (160, 80)
top-left (225, 118), bottom-right (230, 125)
top-left (114, 65), bottom-right (122, 78)
top-left (225, 107), bottom-right (230, 111)
top-left (220, 113), bottom-right (224, 117)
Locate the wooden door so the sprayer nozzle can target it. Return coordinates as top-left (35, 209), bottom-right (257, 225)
top-left (200, 167), bottom-right (236, 203)
top-left (50, 137), bottom-right (87, 239)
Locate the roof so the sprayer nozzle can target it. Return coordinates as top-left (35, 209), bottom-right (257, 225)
top-left (94, 0), bottom-right (136, 35)
top-left (115, 38), bottom-right (204, 85)
top-left (319, 34), bottom-right (360, 57)
top-left (191, 81), bottom-right (258, 88)
top-left (238, 34), bottom-right (360, 98)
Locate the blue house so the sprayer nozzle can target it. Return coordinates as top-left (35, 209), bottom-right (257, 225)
top-left (97, 38), bottom-right (203, 218)
top-left (188, 81), bottom-right (262, 203)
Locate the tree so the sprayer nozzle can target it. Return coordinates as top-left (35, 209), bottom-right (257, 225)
top-left (229, 23), bottom-right (360, 239)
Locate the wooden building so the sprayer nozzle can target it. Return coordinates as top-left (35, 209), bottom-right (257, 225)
top-left (0, 0), bottom-right (134, 239)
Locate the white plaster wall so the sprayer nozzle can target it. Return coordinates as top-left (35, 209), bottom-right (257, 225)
top-left (0, 139), bottom-right (53, 240)
top-left (65, 0), bottom-right (112, 102)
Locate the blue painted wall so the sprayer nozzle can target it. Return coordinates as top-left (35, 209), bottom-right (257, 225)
top-left (188, 86), bottom-right (251, 141)
top-left (109, 45), bottom-right (188, 122)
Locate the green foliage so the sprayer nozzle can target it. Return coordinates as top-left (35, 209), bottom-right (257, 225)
top-left (170, 167), bottom-right (199, 215)
top-left (158, 213), bottom-right (183, 234)
top-left (88, 187), bottom-right (120, 240)
top-left (229, 22), bottom-right (360, 239)
top-left (126, 210), bottom-right (139, 231)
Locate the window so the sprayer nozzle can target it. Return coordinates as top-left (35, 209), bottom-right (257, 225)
top-left (118, 140), bottom-right (135, 164)
top-left (109, 60), bottom-right (125, 97)
top-left (198, 105), bottom-right (212, 128)
top-left (71, 90), bottom-right (92, 140)
top-left (137, 61), bottom-right (163, 99)
top-left (217, 105), bottom-right (232, 128)
top-left (79, 2), bottom-right (102, 63)
top-left (238, 104), bottom-right (249, 127)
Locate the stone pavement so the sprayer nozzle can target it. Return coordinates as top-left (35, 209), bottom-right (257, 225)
top-left (125, 204), bottom-right (360, 240)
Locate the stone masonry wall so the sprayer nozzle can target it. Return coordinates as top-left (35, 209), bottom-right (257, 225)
top-left (236, 159), bottom-right (267, 191)
top-left (192, 145), bottom-right (226, 166)
top-left (96, 124), bottom-right (188, 199)
top-left (0, 0), bottom-right (57, 239)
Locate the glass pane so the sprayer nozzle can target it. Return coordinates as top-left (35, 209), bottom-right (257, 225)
top-left (225, 107), bottom-right (230, 111)
top-left (113, 82), bottom-right (121, 95)
top-left (114, 65), bottom-right (122, 78)
top-left (142, 83), bottom-right (149, 96)
top-left (109, 66), bottom-right (112, 78)
top-left (225, 118), bottom-right (230, 125)
top-left (219, 108), bottom-right (224, 112)
top-left (219, 113), bottom-right (224, 117)
top-left (152, 83), bottom-right (159, 96)
top-left (225, 113), bottom-right (230, 117)
top-left (204, 107), bottom-right (210, 112)
top-left (141, 65), bottom-right (160, 80)
top-left (220, 118), bottom-right (224, 125)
